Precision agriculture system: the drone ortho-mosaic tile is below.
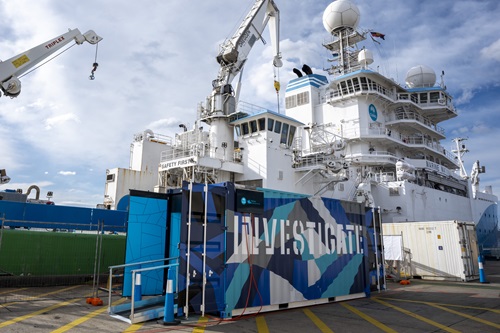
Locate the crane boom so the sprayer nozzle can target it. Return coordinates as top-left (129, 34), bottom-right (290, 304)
top-left (214, 0), bottom-right (282, 91)
top-left (0, 28), bottom-right (102, 98)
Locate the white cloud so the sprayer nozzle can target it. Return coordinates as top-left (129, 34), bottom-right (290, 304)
top-left (58, 171), bottom-right (76, 176)
top-left (45, 113), bottom-right (80, 130)
top-left (480, 39), bottom-right (500, 61)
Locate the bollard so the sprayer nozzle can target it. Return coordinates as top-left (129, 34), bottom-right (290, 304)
top-left (162, 268), bottom-right (180, 325)
top-left (134, 273), bottom-right (142, 301)
top-left (478, 255), bottom-right (489, 283)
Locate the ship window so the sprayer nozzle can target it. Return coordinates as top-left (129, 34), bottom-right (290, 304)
top-left (268, 118), bottom-right (275, 131)
top-left (360, 77), bottom-right (368, 90)
top-left (242, 122), bottom-right (249, 135)
top-left (420, 93), bottom-right (428, 103)
top-left (285, 95), bottom-right (297, 109)
top-left (250, 120), bottom-right (258, 133)
top-left (235, 125), bottom-right (241, 137)
top-left (340, 81), bottom-right (348, 95)
top-left (347, 79), bottom-right (354, 93)
top-left (258, 118), bottom-right (266, 131)
top-left (430, 92), bottom-right (439, 103)
top-left (280, 123), bottom-right (289, 144)
top-left (288, 126), bottom-right (296, 147)
top-left (352, 77), bottom-right (360, 91)
top-left (106, 174), bottom-right (115, 182)
top-left (297, 91), bottom-right (310, 106)
top-left (274, 121), bottom-right (282, 134)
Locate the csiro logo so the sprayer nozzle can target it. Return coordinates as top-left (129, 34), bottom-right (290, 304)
top-left (368, 104), bottom-right (377, 121)
top-left (241, 197), bottom-right (247, 205)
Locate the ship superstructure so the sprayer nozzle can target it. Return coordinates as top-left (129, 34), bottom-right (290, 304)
top-left (104, 0), bottom-right (498, 250)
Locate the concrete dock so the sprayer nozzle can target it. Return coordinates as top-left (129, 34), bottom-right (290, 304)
top-left (1, 260), bottom-right (499, 333)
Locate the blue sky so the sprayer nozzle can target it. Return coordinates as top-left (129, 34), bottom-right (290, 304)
top-left (1, 0), bottom-right (499, 207)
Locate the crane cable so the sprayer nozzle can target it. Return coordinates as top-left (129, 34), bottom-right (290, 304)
top-left (274, 65), bottom-right (281, 113)
top-left (89, 43), bottom-right (99, 80)
top-left (18, 43), bottom-right (77, 79)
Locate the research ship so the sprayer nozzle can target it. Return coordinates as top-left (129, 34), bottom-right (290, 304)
top-left (104, 0), bottom-right (498, 252)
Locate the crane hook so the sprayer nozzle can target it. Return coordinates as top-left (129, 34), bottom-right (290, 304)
top-left (89, 62), bottom-right (98, 80)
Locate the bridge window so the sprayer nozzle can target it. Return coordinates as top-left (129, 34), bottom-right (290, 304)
top-left (420, 93), bottom-right (428, 103)
top-left (288, 126), bottom-right (296, 147)
top-left (352, 77), bottom-right (360, 92)
top-left (258, 118), bottom-right (266, 131)
top-left (274, 121), bottom-right (282, 134)
top-left (430, 92), bottom-right (439, 103)
top-left (360, 77), bottom-right (368, 90)
top-left (280, 123), bottom-right (289, 144)
top-left (268, 118), bottom-right (275, 131)
top-left (250, 120), bottom-right (258, 133)
top-left (242, 122), bottom-right (249, 135)
top-left (235, 125), bottom-right (241, 136)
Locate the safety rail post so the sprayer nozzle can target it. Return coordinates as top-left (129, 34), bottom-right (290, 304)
top-left (478, 255), bottom-right (488, 283)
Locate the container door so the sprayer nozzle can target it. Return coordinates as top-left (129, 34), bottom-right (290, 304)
top-left (458, 222), bottom-right (479, 280)
top-left (179, 183), bottom-right (227, 316)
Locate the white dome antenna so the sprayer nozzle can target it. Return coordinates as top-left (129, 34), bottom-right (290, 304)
top-left (323, 0), bottom-right (360, 34)
top-left (405, 65), bottom-right (436, 88)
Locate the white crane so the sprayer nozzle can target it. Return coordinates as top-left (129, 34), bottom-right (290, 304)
top-left (200, 0), bottom-right (282, 160)
top-left (0, 28), bottom-right (102, 98)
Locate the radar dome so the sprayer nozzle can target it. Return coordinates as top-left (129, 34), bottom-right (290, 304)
top-left (323, 0), bottom-right (360, 34)
top-left (405, 65), bottom-right (436, 88)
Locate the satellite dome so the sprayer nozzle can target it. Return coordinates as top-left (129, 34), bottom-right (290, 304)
top-left (358, 49), bottom-right (374, 66)
top-left (323, 0), bottom-right (360, 34)
top-left (405, 65), bottom-right (436, 88)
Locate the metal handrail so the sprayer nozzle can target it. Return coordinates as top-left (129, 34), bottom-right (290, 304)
top-left (107, 256), bottom-right (179, 317)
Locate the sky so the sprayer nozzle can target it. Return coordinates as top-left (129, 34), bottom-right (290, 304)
top-left (1, 0), bottom-right (499, 208)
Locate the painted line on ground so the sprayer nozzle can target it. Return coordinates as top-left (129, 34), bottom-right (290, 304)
top-left (52, 297), bottom-right (127, 333)
top-left (0, 288), bottom-right (27, 296)
top-left (122, 322), bottom-right (145, 332)
top-left (255, 315), bottom-right (269, 333)
top-left (375, 296), bottom-right (500, 314)
top-left (192, 316), bottom-right (208, 333)
top-left (303, 308), bottom-right (334, 333)
top-left (340, 302), bottom-right (397, 333)
top-left (0, 285), bottom-right (82, 307)
top-left (428, 303), bottom-right (500, 329)
top-left (373, 298), bottom-right (461, 333)
top-left (0, 297), bottom-right (82, 329)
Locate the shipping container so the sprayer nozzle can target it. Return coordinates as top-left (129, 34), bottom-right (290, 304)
top-left (382, 221), bottom-right (479, 281)
top-left (122, 183), bottom-right (384, 319)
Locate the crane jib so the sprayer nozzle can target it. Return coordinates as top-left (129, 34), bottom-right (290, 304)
top-left (45, 36), bottom-right (66, 50)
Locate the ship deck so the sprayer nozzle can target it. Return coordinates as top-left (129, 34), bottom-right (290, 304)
top-left (1, 260), bottom-right (499, 332)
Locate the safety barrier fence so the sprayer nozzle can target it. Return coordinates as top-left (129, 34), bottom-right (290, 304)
top-left (0, 217), bottom-right (126, 303)
top-left (108, 257), bottom-right (179, 324)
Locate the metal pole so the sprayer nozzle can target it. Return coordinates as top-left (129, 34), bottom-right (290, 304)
top-left (184, 168), bottom-right (194, 319)
top-left (95, 220), bottom-right (104, 298)
top-left (201, 181), bottom-right (208, 317)
top-left (108, 266), bottom-right (113, 312)
top-left (377, 206), bottom-right (386, 290)
top-left (131, 271), bottom-right (136, 320)
top-left (372, 207), bottom-right (380, 292)
top-left (91, 219), bottom-right (100, 298)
